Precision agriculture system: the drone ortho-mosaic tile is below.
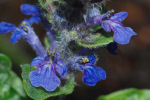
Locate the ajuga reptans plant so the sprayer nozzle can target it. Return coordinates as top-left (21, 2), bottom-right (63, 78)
top-left (0, 0), bottom-right (136, 99)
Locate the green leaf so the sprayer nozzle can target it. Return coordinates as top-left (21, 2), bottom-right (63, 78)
top-left (0, 53), bottom-right (26, 99)
top-left (98, 88), bottom-right (150, 100)
top-left (77, 33), bottom-right (113, 48)
top-left (0, 81), bottom-right (10, 97)
top-left (0, 53), bottom-right (11, 72)
top-left (21, 64), bottom-right (75, 100)
top-left (0, 88), bottom-right (22, 100)
top-left (9, 71), bottom-right (26, 97)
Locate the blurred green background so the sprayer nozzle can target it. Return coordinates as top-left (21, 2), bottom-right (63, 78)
top-left (0, 0), bottom-right (150, 100)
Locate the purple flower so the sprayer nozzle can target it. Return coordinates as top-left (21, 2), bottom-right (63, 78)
top-left (73, 55), bottom-right (106, 86)
top-left (29, 51), bottom-right (67, 91)
top-left (0, 19), bottom-right (45, 56)
top-left (0, 4), bottom-right (45, 56)
top-left (88, 9), bottom-right (136, 44)
top-left (0, 4), bottom-right (41, 42)
top-left (0, 18), bottom-right (40, 43)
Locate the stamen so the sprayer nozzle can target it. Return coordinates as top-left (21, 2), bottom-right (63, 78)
top-left (80, 57), bottom-right (89, 63)
top-left (21, 21), bottom-right (29, 32)
top-left (48, 50), bottom-right (51, 55)
top-left (107, 9), bottom-right (114, 18)
top-left (52, 50), bottom-right (55, 56)
top-left (48, 50), bottom-right (56, 56)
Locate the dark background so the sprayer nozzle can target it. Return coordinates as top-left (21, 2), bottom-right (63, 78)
top-left (0, 0), bottom-right (150, 100)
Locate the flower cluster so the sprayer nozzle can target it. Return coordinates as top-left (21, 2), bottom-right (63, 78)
top-left (0, 3), bottom-right (137, 92)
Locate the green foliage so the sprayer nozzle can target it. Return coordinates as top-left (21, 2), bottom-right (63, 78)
top-left (9, 71), bottom-right (26, 97)
top-left (0, 53), bottom-right (11, 71)
top-left (75, 25), bottom-right (113, 48)
top-left (77, 33), bottom-right (113, 48)
top-left (21, 64), bottom-right (75, 100)
top-left (0, 53), bottom-right (26, 100)
top-left (98, 88), bottom-right (150, 100)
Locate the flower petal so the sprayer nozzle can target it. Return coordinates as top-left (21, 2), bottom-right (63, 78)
top-left (88, 54), bottom-right (96, 64)
top-left (110, 12), bottom-right (128, 22)
top-left (28, 16), bottom-right (41, 24)
top-left (101, 21), bottom-right (111, 32)
top-left (82, 66), bottom-right (106, 86)
top-left (113, 26), bottom-right (136, 44)
top-left (21, 4), bottom-right (40, 16)
top-left (0, 22), bottom-right (16, 33)
top-left (29, 68), bottom-right (42, 87)
top-left (10, 30), bottom-right (23, 43)
top-left (29, 65), bottom-right (61, 91)
top-left (30, 56), bottom-right (44, 67)
top-left (55, 60), bottom-right (67, 78)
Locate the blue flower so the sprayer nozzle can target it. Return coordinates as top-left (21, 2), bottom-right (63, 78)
top-left (0, 4), bottom-right (45, 56)
top-left (0, 4), bottom-right (41, 43)
top-left (88, 9), bottom-right (136, 44)
top-left (0, 18), bottom-right (45, 57)
top-left (76, 55), bottom-right (106, 86)
top-left (0, 18), bottom-right (39, 43)
top-left (29, 51), bottom-right (67, 91)
top-left (101, 12), bottom-right (136, 44)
